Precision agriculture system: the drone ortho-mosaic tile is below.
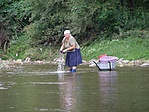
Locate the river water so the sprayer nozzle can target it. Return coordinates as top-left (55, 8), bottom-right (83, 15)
top-left (0, 64), bottom-right (149, 112)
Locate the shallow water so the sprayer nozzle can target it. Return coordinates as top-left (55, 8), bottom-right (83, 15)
top-left (0, 64), bottom-right (149, 112)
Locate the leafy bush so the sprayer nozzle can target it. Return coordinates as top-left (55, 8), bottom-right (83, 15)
top-left (0, 0), bottom-right (32, 37)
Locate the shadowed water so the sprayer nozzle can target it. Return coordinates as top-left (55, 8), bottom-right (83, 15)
top-left (0, 64), bottom-right (149, 112)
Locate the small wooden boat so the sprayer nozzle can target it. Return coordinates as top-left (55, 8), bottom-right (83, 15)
top-left (93, 56), bottom-right (118, 71)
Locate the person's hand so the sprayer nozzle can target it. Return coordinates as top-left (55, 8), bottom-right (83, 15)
top-left (59, 47), bottom-right (63, 53)
top-left (59, 50), bottom-right (63, 53)
top-left (62, 49), bottom-right (68, 53)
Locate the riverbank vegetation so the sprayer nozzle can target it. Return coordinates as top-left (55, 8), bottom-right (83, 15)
top-left (0, 0), bottom-right (149, 61)
top-left (82, 30), bottom-right (149, 60)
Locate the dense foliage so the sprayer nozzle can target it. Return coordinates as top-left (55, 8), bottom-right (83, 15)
top-left (0, 0), bottom-right (149, 60)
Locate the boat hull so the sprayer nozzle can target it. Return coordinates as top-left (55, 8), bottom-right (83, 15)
top-left (96, 61), bottom-right (117, 70)
top-left (93, 56), bottom-right (118, 71)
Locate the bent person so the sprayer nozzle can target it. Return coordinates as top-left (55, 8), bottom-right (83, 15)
top-left (60, 30), bottom-right (82, 73)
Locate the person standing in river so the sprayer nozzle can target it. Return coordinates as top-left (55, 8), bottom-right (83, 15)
top-left (60, 30), bottom-right (82, 73)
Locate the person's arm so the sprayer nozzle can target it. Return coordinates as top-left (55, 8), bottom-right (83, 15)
top-left (63, 45), bottom-right (75, 52)
top-left (60, 37), bottom-right (65, 52)
top-left (60, 44), bottom-right (64, 51)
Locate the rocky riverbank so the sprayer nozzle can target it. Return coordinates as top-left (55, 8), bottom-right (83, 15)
top-left (0, 57), bottom-right (149, 69)
top-left (0, 58), bottom-right (50, 69)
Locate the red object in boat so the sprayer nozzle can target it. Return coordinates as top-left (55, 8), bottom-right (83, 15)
top-left (98, 54), bottom-right (107, 59)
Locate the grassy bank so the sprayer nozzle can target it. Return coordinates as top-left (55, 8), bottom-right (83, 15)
top-left (81, 31), bottom-right (149, 61)
top-left (1, 30), bottom-right (149, 62)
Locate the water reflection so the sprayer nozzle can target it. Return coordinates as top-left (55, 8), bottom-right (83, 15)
top-left (99, 71), bottom-right (117, 111)
top-left (58, 73), bottom-right (65, 81)
top-left (58, 73), bottom-right (77, 112)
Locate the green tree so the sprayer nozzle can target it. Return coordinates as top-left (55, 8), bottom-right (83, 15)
top-left (0, 0), bottom-right (32, 37)
top-left (0, 0), bottom-right (148, 60)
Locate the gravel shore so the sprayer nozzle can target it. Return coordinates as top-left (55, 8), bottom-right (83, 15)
top-left (0, 57), bottom-right (149, 69)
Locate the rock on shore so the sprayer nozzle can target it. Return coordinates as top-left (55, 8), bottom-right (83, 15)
top-left (0, 58), bottom-right (50, 69)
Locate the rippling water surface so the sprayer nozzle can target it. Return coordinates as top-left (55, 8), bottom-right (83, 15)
top-left (0, 64), bottom-right (149, 112)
